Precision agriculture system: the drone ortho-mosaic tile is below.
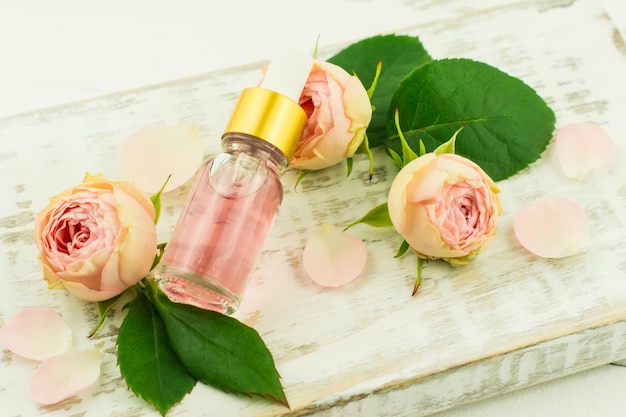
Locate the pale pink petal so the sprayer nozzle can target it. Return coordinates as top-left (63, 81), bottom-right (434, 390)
top-left (30, 348), bottom-right (102, 405)
top-left (61, 280), bottom-right (123, 302)
top-left (118, 124), bottom-right (204, 193)
top-left (555, 123), bottom-right (615, 178)
top-left (514, 196), bottom-right (589, 258)
top-left (0, 307), bottom-right (72, 361)
top-left (302, 222), bottom-right (368, 287)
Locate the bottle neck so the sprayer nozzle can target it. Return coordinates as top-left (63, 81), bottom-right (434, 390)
top-left (221, 132), bottom-right (289, 173)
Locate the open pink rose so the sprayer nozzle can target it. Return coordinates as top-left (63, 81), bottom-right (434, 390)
top-left (388, 153), bottom-right (501, 265)
top-left (34, 173), bottom-right (157, 301)
top-left (292, 60), bottom-right (372, 170)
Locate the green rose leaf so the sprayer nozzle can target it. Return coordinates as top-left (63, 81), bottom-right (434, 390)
top-left (117, 289), bottom-right (196, 416)
top-left (144, 280), bottom-right (288, 406)
top-left (328, 34), bottom-right (432, 148)
top-left (386, 58), bottom-right (556, 181)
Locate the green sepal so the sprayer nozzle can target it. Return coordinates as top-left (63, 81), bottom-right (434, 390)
top-left (151, 242), bottom-right (167, 270)
top-left (294, 170), bottom-right (311, 190)
top-left (88, 291), bottom-right (126, 338)
top-left (394, 240), bottom-right (410, 258)
top-left (394, 109), bottom-right (419, 167)
top-left (355, 133), bottom-right (375, 179)
top-left (346, 157), bottom-right (354, 177)
top-left (433, 126), bottom-right (463, 155)
top-left (365, 61), bottom-right (383, 100)
top-left (344, 202), bottom-right (393, 230)
top-left (150, 175), bottom-right (171, 224)
top-left (387, 147), bottom-right (403, 168)
top-left (418, 138), bottom-right (426, 157)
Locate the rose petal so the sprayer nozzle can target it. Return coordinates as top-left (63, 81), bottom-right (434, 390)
top-left (0, 307), bottom-right (72, 360)
top-left (514, 196), bottom-right (589, 258)
top-left (29, 348), bottom-right (102, 405)
top-left (60, 280), bottom-right (123, 302)
top-left (118, 125), bottom-right (204, 193)
top-left (555, 123), bottom-right (615, 178)
top-left (302, 222), bottom-right (368, 287)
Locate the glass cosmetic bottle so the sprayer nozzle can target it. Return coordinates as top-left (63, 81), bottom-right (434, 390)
top-left (152, 51), bottom-right (312, 314)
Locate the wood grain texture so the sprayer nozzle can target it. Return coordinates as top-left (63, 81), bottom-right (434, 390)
top-left (1, 0), bottom-right (625, 416)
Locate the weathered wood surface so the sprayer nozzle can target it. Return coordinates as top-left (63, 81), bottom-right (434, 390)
top-left (1, 0), bottom-right (626, 416)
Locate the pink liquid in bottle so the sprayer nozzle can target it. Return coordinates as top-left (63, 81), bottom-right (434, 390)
top-left (154, 136), bottom-right (283, 314)
top-left (153, 49), bottom-right (312, 313)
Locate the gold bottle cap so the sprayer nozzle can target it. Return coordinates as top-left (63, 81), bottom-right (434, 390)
top-left (223, 87), bottom-right (307, 160)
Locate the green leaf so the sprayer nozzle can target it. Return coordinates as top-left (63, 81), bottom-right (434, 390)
top-left (385, 58), bottom-right (556, 181)
top-left (328, 34), bottom-right (432, 147)
top-left (118, 289), bottom-right (196, 416)
top-left (88, 291), bottom-right (125, 338)
top-left (144, 280), bottom-right (288, 406)
top-left (344, 202), bottom-right (393, 230)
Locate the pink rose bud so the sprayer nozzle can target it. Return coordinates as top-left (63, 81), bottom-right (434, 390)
top-left (387, 153), bottom-right (502, 265)
top-left (34, 173), bottom-right (158, 301)
top-left (292, 60), bottom-right (372, 170)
